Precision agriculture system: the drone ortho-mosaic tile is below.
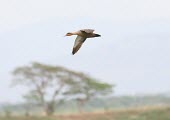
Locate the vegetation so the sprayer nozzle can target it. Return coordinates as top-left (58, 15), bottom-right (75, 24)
top-left (64, 77), bottom-right (113, 112)
top-left (0, 106), bottom-right (169, 120)
top-left (11, 62), bottom-right (113, 115)
top-left (0, 94), bottom-right (170, 115)
top-left (5, 62), bottom-right (169, 120)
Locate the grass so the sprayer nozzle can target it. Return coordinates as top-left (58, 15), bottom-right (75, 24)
top-left (0, 106), bottom-right (170, 120)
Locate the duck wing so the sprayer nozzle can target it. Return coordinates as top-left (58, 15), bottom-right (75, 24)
top-left (72, 35), bottom-right (86, 55)
top-left (80, 29), bottom-right (94, 34)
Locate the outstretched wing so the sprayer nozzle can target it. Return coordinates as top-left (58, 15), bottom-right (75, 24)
top-left (72, 36), bottom-right (86, 55)
top-left (80, 29), bottom-right (94, 34)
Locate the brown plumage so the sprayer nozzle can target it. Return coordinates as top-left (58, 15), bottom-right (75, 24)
top-left (65, 29), bottom-right (101, 55)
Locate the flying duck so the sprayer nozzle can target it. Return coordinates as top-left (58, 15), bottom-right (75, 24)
top-left (65, 29), bottom-right (101, 55)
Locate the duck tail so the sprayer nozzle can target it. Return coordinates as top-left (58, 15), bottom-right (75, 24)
top-left (94, 34), bottom-right (101, 37)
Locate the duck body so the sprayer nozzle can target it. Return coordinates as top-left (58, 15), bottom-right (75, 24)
top-left (65, 29), bottom-right (101, 55)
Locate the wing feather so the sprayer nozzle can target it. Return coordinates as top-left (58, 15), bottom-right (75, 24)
top-left (72, 36), bottom-right (86, 55)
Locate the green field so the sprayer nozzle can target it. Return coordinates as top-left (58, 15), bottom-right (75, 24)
top-left (0, 106), bottom-right (170, 120)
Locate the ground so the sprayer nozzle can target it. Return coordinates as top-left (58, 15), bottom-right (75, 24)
top-left (0, 106), bottom-right (170, 120)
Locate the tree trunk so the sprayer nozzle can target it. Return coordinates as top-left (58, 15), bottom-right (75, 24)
top-left (45, 102), bottom-right (55, 116)
top-left (76, 98), bottom-right (87, 113)
top-left (77, 101), bottom-right (83, 113)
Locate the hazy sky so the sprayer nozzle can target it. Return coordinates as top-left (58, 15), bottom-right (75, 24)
top-left (0, 0), bottom-right (170, 103)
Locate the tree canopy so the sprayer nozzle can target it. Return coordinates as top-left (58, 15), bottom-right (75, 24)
top-left (12, 62), bottom-right (114, 115)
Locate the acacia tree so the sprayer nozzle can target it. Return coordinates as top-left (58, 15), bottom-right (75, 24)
top-left (12, 62), bottom-right (89, 115)
top-left (12, 62), bottom-right (114, 115)
top-left (64, 77), bottom-right (113, 112)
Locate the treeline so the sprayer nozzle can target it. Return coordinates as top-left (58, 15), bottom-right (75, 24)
top-left (0, 94), bottom-right (170, 116)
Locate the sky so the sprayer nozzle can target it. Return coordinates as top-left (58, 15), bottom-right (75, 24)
top-left (0, 0), bottom-right (170, 103)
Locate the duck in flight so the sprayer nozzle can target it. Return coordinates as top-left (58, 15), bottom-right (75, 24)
top-left (65, 29), bottom-right (101, 55)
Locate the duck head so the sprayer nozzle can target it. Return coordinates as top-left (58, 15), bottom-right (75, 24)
top-left (65, 32), bottom-right (73, 36)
